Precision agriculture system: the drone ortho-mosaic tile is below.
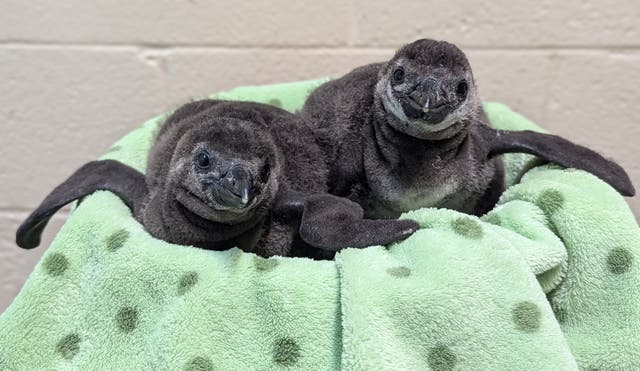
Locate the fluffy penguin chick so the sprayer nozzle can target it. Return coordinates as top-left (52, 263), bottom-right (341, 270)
top-left (16, 100), bottom-right (419, 258)
top-left (16, 111), bottom-right (282, 254)
top-left (301, 38), bottom-right (635, 217)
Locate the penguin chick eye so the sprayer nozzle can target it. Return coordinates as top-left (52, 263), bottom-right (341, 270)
top-left (392, 67), bottom-right (405, 84)
top-left (195, 150), bottom-right (211, 169)
top-left (456, 80), bottom-right (468, 99)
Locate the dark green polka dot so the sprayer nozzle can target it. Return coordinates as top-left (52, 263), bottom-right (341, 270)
top-left (512, 301), bottom-right (541, 333)
top-left (272, 337), bottom-right (301, 366)
top-left (268, 99), bottom-right (282, 108)
top-left (105, 229), bottom-right (130, 251)
top-left (43, 253), bottom-right (69, 277)
top-left (116, 307), bottom-right (139, 333)
top-left (184, 356), bottom-right (213, 371)
top-left (606, 248), bottom-right (633, 274)
top-left (451, 217), bottom-right (483, 239)
top-left (254, 256), bottom-right (279, 272)
top-left (56, 333), bottom-right (81, 360)
top-left (427, 344), bottom-right (457, 371)
top-left (387, 266), bottom-right (411, 277)
top-left (105, 145), bottom-right (122, 154)
top-left (536, 189), bottom-right (564, 216)
top-left (178, 271), bottom-right (199, 295)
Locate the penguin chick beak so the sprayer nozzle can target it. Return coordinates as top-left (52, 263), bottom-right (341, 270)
top-left (418, 78), bottom-right (448, 109)
top-left (404, 77), bottom-right (456, 124)
top-left (213, 165), bottom-right (254, 209)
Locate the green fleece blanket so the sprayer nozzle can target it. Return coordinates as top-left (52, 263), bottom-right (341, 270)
top-left (1, 79), bottom-right (638, 370)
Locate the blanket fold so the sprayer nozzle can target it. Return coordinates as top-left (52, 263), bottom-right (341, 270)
top-left (0, 79), bottom-right (638, 370)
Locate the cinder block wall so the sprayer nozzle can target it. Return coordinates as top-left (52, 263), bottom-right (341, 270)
top-left (1, 1), bottom-right (639, 311)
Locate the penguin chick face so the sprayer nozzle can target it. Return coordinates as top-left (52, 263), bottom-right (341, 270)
top-left (375, 39), bottom-right (480, 140)
top-left (169, 118), bottom-right (278, 225)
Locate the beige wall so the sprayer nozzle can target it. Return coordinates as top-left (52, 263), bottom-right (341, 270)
top-left (1, 0), bottom-right (639, 312)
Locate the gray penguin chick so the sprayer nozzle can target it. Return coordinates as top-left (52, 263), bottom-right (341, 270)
top-left (16, 100), bottom-right (419, 258)
top-left (301, 38), bottom-right (635, 218)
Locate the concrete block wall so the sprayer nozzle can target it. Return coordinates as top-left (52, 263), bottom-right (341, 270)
top-left (1, 0), bottom-right (639, 311)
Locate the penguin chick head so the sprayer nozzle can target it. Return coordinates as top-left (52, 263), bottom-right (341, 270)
top-left (375, 39), bottom-right (480, 140)
top-left (169, 117), bottom-right (279, 225)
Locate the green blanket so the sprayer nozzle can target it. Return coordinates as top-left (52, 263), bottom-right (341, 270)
top-left (1, 80), bottom-right (638, 370)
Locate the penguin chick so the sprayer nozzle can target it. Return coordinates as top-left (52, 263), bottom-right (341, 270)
top-left (16, 113), bottom-right (281, 254)
top-left (301, 38), bottom-right (634, 217)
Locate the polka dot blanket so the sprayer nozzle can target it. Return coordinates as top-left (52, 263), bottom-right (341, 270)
top-left (0, 79), bottom-right (638, 370)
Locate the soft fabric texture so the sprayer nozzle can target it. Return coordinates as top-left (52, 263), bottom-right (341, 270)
top-left (1, 79), bottom-right (638, 370)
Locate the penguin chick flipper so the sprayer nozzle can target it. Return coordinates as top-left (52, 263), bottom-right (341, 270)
top-left (484, 127), bottom-right (635, 197)
top-left (16, 160), bottom-right (148, 249)
top-left (296, 194), bottom-right (419, 251)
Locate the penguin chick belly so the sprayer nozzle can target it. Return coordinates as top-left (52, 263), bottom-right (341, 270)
top-left (363, 154), bottom-right (496, 218)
